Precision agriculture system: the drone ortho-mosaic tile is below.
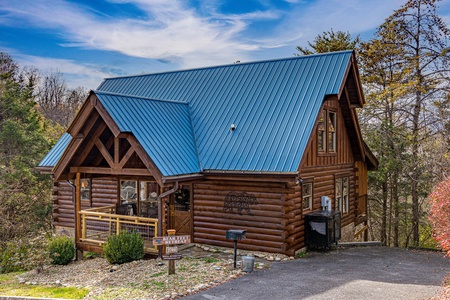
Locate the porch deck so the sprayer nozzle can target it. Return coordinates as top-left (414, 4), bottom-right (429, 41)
top-left (79, 205), bottom-right (159, 254)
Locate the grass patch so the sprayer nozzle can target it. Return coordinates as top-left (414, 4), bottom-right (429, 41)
top-left (202, 257), bottom-right (220, 263)
top-left (0, 272), bottom-right (88, 299)
top-left (150, 271), bottom-right (165, 278)
top-left (295, 251), bottom-right (307, 258)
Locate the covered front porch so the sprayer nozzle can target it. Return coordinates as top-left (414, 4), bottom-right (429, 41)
top-left (77, 205), bottom-right (159, 254)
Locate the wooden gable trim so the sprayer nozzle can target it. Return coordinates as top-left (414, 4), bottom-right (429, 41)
top-left (67, 94), bottom-right (95, 136)
top-left (53, 134), bottom-right (84, 180)
top-left (91, 94), bottom-right (121, 138)
top-left (94, 138), bottom-right (114, 168)
top-left (298, 100), bottom-right (328, 170)
top-left (350, 53), bottom-right (365, 106)
top-left (73, 122), bottom-right (107, 166)
top-left (118, 146), bottom-right (135, 169)
top-left (337, 52), bottom-right (365, 109)
top-left (342, 86), bottom-right (365, 161)
top-left (126, 134), bottom-right (163, 186)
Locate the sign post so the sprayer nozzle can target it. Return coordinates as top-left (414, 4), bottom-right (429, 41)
top-left (153, 230), bottom-right (191, 275)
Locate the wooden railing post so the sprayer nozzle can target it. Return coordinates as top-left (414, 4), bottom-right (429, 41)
top-left (81, 212), bottom-right (86, 240)
top-left (75, 172), bottom-right (83, 260)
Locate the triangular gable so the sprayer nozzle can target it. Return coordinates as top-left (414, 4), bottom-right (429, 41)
top-left (48, 93), bottom-right (166, 184)
top-left (96, 91), bottom-right (200, 176)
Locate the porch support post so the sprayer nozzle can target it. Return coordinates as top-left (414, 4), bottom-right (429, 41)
top-left (157, 181), bottom-right (179, 258)
top-left (75, 172), bottom-right (83, 260)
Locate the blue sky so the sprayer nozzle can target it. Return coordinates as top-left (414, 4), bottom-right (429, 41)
top-left (1, 0), bottom-right (449, 89)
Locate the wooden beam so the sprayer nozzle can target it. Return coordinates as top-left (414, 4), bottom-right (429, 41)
top-left (92, 135), bottom-right (114, 167)
top-left (70, 167), bottom-right (153, 176)
top-left (95, 138), bottom-right (114, 168)
top-left (126, 135), bottom-right (163, 186)
top-left (72, 122), bottom-right (107, 166)
top-left (118, 146), bottom-right (135, 169)
top-left (53, 136), bottom-right (84, 180)
top-left (114, 137), bottom-right (119, 166)
top-left (75, 173), bottom-right (81, 243)
top-left (68, 94), bottom-right (95, 137)
top-left (92, 95), bottom-right (121, 137)
top-left (80, 111), bottom-right (99, 137)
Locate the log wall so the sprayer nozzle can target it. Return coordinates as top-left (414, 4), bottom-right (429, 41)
top-left (193, 178), bottom-right (295, 255)
top-left (286, 96), bottom-right (360, 253)
top-left (52, 177), bottom-right (118, 228)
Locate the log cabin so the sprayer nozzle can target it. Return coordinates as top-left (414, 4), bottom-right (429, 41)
top-left (37, 50), bottom-right (377, 256)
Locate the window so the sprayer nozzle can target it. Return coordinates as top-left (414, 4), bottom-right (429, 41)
top-left (335, 176), bottom-right (349, 213)
top-left (328, 111), bottom-right (336, 152)
top-left (120, 180), bottom-right (137, 203)
top-left (317, 108), bottom-right (337, 153)
top-left (318, 111), bottom-right (326, 152)
top-left (80, 179), bottom-right (91, 206)
top-left (120, 179), bottom-right (159, 217)
top-left (302, 182), bottom-right (313, 211)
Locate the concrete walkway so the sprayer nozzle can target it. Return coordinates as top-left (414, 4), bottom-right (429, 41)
top-left (184, 246), bottom-right (450, 300)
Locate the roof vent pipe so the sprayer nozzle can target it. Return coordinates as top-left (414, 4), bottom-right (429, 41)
top-left (230, 124), bottom-right (236, 132)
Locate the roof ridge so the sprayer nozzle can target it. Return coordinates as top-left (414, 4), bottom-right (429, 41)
top-left (93, 90), bottom-right (188, 105)
top-left (100, 50), bottom-right (354, 81)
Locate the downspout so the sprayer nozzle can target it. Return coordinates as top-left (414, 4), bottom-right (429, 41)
top-left (66, 180), bottom-right (80, 260)
top-left (157, 181), bottom-right (179, 258)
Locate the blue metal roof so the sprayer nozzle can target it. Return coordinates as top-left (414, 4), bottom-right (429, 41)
top-left (38, 132), bottom-right (72, 167)
top-left (96, 92), bottom-right (200, 176)
top-left (40, 51), bottom-right (353, 176)
top-left (98, 51), bottom-right (352, 174)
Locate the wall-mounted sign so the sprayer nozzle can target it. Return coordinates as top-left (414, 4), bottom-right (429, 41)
top-left (223, 191), bottom-right (258, 215)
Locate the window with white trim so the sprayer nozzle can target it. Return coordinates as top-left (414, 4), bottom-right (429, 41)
top-left (335, 176), bottom-right (349, 213)
top-left (302, 182), bottom-right (313, 211)
top-left (317, 108), bottom-right (337, 153)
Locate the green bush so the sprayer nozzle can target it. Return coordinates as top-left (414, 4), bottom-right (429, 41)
top-left (0, 234), bottom-right (50, 273)
top-left (102, 231), bottom-right (144, 265)
top-left (48, 236), bottom-right (75, 265)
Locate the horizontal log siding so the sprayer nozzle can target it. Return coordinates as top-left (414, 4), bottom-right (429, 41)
top-left (91, 178), bottom-right (118, 207)
top-left (53, 181), bottom-right (74, 228)
top-left (52, 177), bottom-right (118, 228)
top-left (288, 96), bottom-right (358, 251)
top-left (193, 179), bottom-right (293, 254)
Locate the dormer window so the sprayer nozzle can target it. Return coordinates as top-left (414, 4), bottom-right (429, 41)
top-left (317, 109), bottom-right (337, 153)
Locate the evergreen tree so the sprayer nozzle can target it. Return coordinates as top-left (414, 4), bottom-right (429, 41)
top-left (296, 29), bottom-right (360, 55)
top-left (0, 52), bottom-right (53, 242)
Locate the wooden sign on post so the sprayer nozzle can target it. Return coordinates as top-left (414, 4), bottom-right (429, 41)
top-left (153, 230), bottom-right (190, 275)
top-left (152, 235), bottom-right (191, 246)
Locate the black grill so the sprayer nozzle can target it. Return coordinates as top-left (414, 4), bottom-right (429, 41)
top-left (305, 211), bottom-right (341, 249)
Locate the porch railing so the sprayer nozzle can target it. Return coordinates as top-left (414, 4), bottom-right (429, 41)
top-left (79, 205), bottom-right (158, 253)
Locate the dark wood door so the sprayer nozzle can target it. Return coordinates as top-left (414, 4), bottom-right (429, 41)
top-left (173, 210), bottom-right (191, 235)
top-left (172, 185), bottom-right (192, 237)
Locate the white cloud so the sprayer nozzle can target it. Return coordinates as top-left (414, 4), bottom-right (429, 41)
top-left (13, 53), bottom-right (109, 88)
top-left (1, 0), bottom-right (278, 68)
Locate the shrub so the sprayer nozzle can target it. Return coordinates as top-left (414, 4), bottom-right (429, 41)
top-left (102, 231), bottom-right (144, 265)
top-left (428, 178), bottom-right (450, 257)
top-left (48, 236), bottom-right (75, 265)
top-left (0, 233), bottom-right (50, 273)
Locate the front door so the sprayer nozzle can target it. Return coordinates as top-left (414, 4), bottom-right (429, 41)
top-left (172, 186), bottom-right (192, 236)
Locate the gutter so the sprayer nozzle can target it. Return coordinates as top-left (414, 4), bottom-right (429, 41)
top-left (66, 180), bottom-right (80, 260)
top-left (157, 181), bottom-right (179, 258)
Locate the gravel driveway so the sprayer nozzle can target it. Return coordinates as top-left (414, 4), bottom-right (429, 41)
top-left (184, 246), bottom-right (450, 300)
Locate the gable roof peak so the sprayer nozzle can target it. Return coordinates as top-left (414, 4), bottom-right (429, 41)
top-left (93, 90), bottom-right (188, 105)
top-left (100, 50), bottom-right (355, 82)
